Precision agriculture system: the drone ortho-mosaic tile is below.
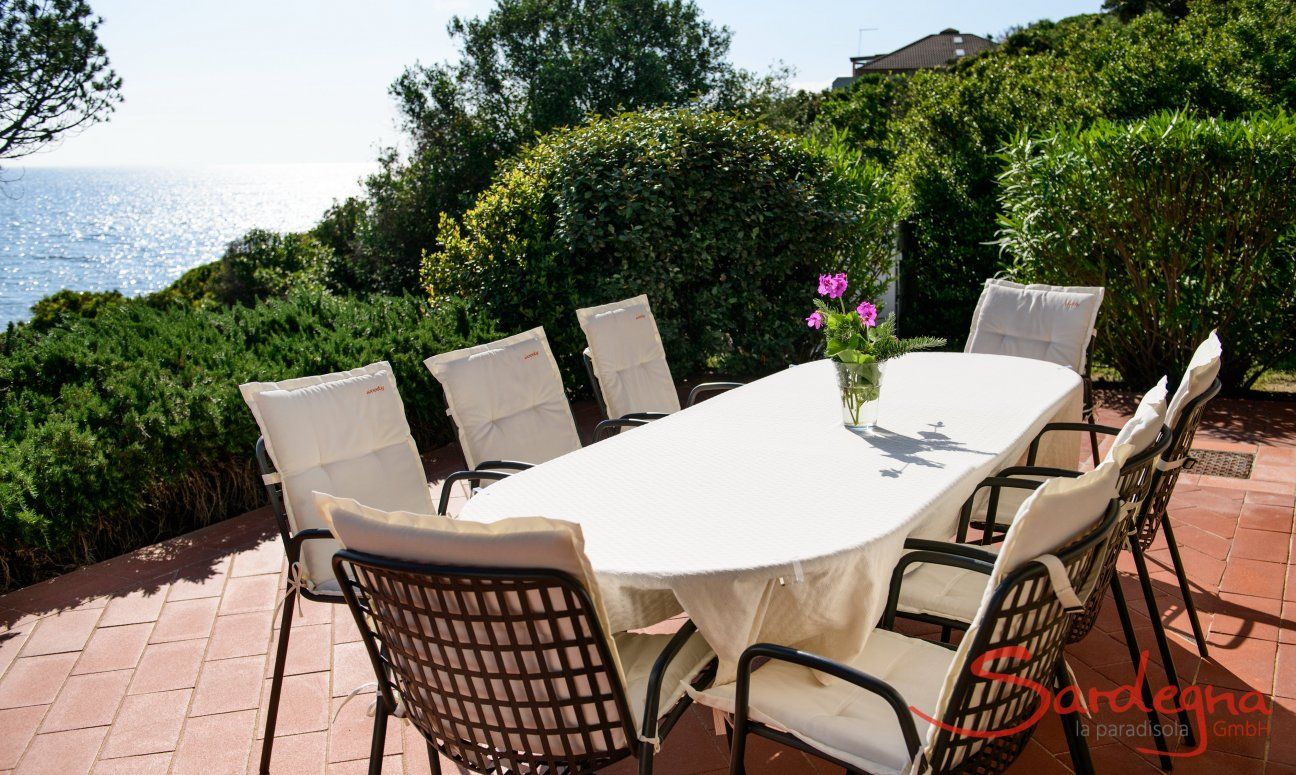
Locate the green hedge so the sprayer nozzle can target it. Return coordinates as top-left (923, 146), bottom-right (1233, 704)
top-left (427, 108), bottom-right (900, 385)
top-left (0, 293), bottom-right (498, 590)
top-left (997, 111), bottom-right (1296, 389)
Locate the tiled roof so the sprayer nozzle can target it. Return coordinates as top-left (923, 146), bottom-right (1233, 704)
top-left (852, 29), bottom-right (995, 74)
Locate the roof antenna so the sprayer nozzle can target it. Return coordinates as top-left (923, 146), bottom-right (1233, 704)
top-left (857, 27), bottom-right (878, 56)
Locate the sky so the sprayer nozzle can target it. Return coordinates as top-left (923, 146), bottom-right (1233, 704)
top-left (25, 0), bottom-right (1103, 167)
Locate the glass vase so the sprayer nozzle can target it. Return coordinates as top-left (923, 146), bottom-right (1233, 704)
top-left (835, 360), bottom-right (883, 431)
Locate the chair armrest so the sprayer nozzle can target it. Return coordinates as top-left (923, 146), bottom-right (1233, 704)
top-left (995, 465), bottom-right (1083, 480)
top-left (639, 619), bottom-right (712, 744)
top-left (622, 412), bottom-right (670, 422)
top-left (286, 528), bottom-right (335, 562)
top-left (473, 460), bottom-right (533, 472)
top-left (883, 547), bottom-right (996, 627)
top-left (686, 382), bottom-right (743, 407)
top-left (436, 470), bottom-right (513, 515)
top-left (1027, 422), bottom-right (1122, 465)
top-left (956, 476), bottom-right (1050, 544)
top-left (734, 643), bottom-right (923, 764)
top-left (592, 417), bottom-right (649, 443)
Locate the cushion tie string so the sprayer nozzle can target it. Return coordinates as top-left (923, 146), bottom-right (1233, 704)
top-left (1062, 657), bottom-right (1092, 718)
top-left (637, 733), bottom-right (662, 753)
top-left (903, 747), bottom-right (928, 775)
top-left (261, 471), bottom-right (283, 485)
top-left (1032, 554), bottom-right (1084, 613)
top-left (333, 681), bottom-right (407, 723)
top-left (271, 561), bottom-right (307, 621)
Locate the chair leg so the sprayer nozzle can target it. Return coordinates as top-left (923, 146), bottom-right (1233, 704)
top-left (259, 587), bottom-right (298, 774)
top-left (729, 715), bottom-right (749, 775)
top-left (368, 701), bottom-right (388, 775)
top-left (1159, 517), bottom-right (1209, 658)
top-left (638, 742), bottom-right (655, 775)
top-left (426, 742), bottom-right (443, 775)
top-left (1083, 381), bottom-right (1102, 464)
top-left (1055, 661), bottom-right (1095, 775)
top-left (1110, 578), bottom-right (1172, 770)
top-left (1129, 540), bottom-right (1197, 748)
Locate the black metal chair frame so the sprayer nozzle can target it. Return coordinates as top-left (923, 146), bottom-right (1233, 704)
top-left (892, 428), bottom-right (1182, 768)
top-left (728, 500), bottom-right (1123, 775)
top-left (254, 436), bottom-right (349, 775)
top-left (331, 550), bottom-right (717, 775)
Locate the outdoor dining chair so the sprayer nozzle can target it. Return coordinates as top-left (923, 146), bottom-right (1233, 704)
top-left (696, 455), bottom-right (1127, 775)
top-left (1014, 331), bottom-right (1222, 661)
top-left (894, 412), bottom-right (1185, 768)
top-left (964, 278), bottom-right (1106, 463)
top-left (316, 493), bottom-right (718, 775)
top-left (577, 295), bottom-right (741, 429)
top-left (239, 362), bottom-right (437, 774)
top-left (424, 327), bottom-right (592, 514)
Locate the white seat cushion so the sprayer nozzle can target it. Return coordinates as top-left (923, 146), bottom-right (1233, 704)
top-left (425, 328), bottom-right (582, 469)
top-left (964, 278), bottom-right (1104, 373)
top-left (239, 363), bottom-right (433, 589)
top-left (577, 295), bottom-right (682, 419)
top-left (896, 547), bottom-right (999, 623)
top-left (694, 630), bottom-right (951, 775)
top-left (616, 629), bottom-right (715, 729)
top-left (1165, 331), bottom-right (1222, 430)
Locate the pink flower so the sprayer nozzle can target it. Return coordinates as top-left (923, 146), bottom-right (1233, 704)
top-left (856, 301), bottom-right (878, 328)
top-left (817, 273), bottom-right (848, 299)
top-left (806, 311), bottom-right (824, 329)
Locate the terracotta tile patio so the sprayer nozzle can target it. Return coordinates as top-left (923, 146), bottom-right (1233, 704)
top-left (0, 391), bottom-right (1293, 774)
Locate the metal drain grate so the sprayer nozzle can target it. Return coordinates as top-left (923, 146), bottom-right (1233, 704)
top-left (1189, 449), bottom-right (1255, 479)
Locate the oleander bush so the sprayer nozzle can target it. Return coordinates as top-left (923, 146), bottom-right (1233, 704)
top-left (811, 0), bottom-right (1296, 345)
top-left (997, 111), bottom-right (1296, 389)
top-left (0, 292), bottom-right (498, 590)
top-left (427, 109), bottom-right (900, 385)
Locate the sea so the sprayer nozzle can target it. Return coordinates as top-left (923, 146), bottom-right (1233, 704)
top-left (0, 163), bottom-right (374, 324)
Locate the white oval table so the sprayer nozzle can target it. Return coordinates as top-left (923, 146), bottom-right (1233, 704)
top-left (459, 352), bottom-right (1083, 682)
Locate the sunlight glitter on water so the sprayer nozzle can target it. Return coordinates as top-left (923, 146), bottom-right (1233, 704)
top-left (0, 163), bottom-right (374, 323)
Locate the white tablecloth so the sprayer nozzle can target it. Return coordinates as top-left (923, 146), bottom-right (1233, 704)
top-left (460, 353), bottom-right (1082, 683)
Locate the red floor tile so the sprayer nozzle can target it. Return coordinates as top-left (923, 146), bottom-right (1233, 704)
top-left (170, 709), bottom-right (256, 775)
top-left (128, 640), bottom-right (205, 695)
top-left (72, 622), bottom-right (151, 675)
top-left (14, 725), bottom-right (108, 775)
top-left (149, 598), bottom-right (219, 644)
top-left (41, 670), bottom-right (130, 732)
top-left (0, 705), bottom-right (49, 769)
top-left (0, 654), bottom-right (78, 709)
top-left (1220, 559), bottom-right (1288, 599)
top-left (19, 610), bottom-right (102, 658)
top-left (190, 656), bottom-right (264, 717)
top-left (89, 752), bottom-right (172, 775)
top-left (255, 672), bottom-right (329, 739)
top-left (97, 586), bottom-right (168, 628)
top-left (100, 688), bottom-right (190, 759)
top-left (267, 623), bottom-right (331, 677)
top-left (219, 576), bottom-right (279, 617)
top-left (207, 611), bottom-right (273, 661)
top-left (261, 730), bottom-right (327, 775)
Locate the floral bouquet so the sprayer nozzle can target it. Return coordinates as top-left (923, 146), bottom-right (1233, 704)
top-left (807, 273), bottom-right (945, 429)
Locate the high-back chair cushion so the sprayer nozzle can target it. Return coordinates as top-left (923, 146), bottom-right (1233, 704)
top-left (1165, 331), bottom-right (1222, 430)
top-left (239, 363), bottom-right (434, 590)
top-left (577, 295), bottom-right (682, 419)
top-left (1107, 377), bottom-right (1168, 462)
top-left (316, 494), bottom-right (633, 751)
top-left (926, 448), bottom-right (1126, 753)
top-left (964, 278), bottom-right (1104, 373)
top-left (425, 327), bottom-right (582, 469)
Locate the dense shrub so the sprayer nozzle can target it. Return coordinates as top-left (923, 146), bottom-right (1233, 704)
top-left (997, 111), bottom-right (1296, 389)
top-left (813, 0), bottom-right (1296, 345)
top-left (0, 292), bottom-right (498, 589)
top-left (208, 228), bottom-right (336, 305)
top-left (27, 290), bottom-right (126, 332)
top-left (426, 109), bottom-right (901, 384)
